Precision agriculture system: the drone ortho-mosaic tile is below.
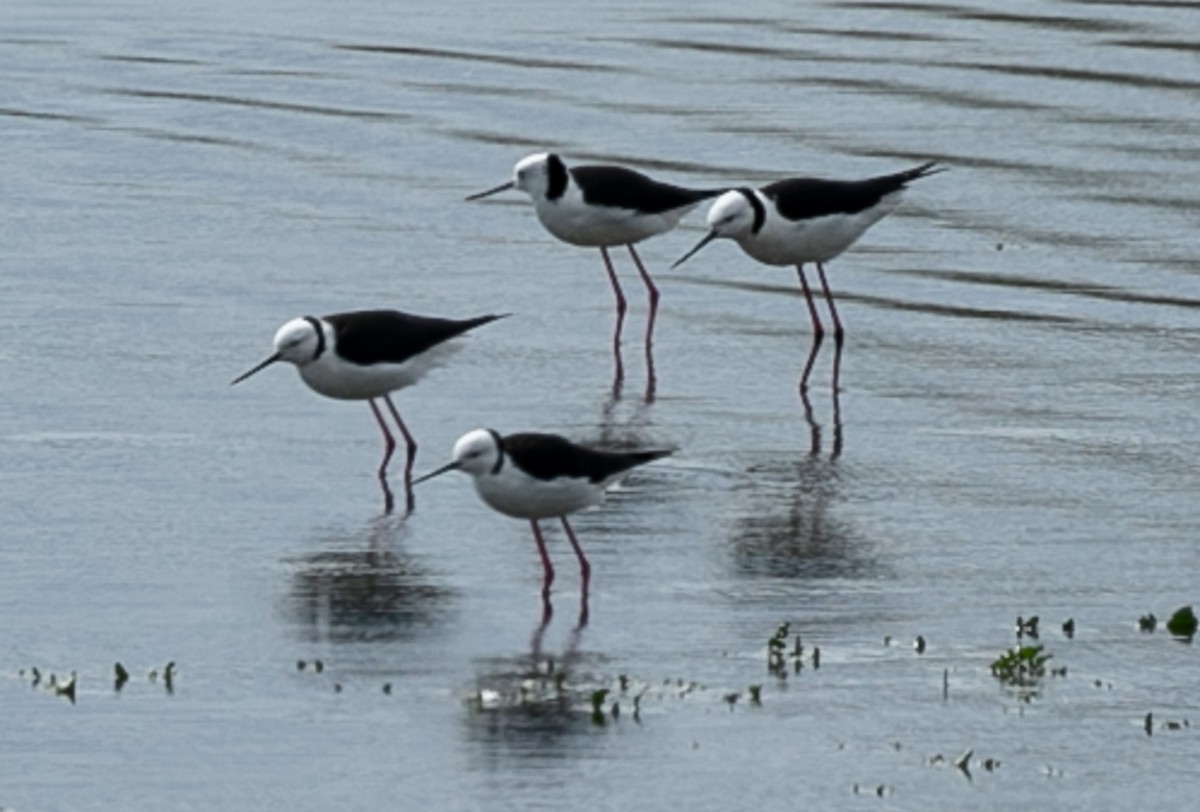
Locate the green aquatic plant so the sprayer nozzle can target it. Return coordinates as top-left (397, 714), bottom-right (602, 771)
top-left (1166, 605), bottom-right (1197, 639)
top-left (590, 688), bottom-right (609, 725)
top-left (767, 622), bottom-right (790, 676)
top-left (990, 644), bottom-right (1052, 689)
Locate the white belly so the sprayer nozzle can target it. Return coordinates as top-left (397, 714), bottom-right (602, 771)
top-left (739, 196), bottom-right (901, 266)
top-left (474, 469), bottom-right (605, 520)
top-left (297, 343), bottom-right (460, 401)
top-left (534, 199), bottom-right (690, 247)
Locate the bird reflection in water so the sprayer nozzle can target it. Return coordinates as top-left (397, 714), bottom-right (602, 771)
top-left (798, 330), bottom-right (846, 423)
top-left (462, 592), bottom-right (596, 762)
top-left (283, 514), bottom-right (453, 644)
top-left (732, 396), bottom-right (877, 582)
top-left (608, 337), bottom-right (658, 405)
top-left (799, 383), bottom-right (843, 462)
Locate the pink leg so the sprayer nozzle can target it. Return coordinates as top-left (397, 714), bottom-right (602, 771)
top-left (530, 520), bottom-right (555, 597)
top-left (382, 395), bottom-right (417, 512)
top-left (830, 329), bottom-right (844, 394)
top-left (815, 263), bottom-right (844, 343)
top-left (531, 594), bottom-right (553, 659)
top-left (560, 516), bottom-right (591, 597)
top-left (367, 399), bottom-right (396, 478)
top-left (600, 246), bottom-right (626, 385)
top-left (797, 265), bottom-right (825, 340)
top-left (796, 265), bottom-right (825, 393)
top-left (382, 395), bottom-right (417, 483)
top-left (626, 244), bottom-right (659, 347)
top-left (816, 263), bottom-right (845, 392)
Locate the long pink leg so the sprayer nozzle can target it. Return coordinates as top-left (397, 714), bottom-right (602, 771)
top-left (815, 263), bottom-right (845, 392)
top-left (530, 520), bottom-right (555, 597)
top-left (560, 516), bottom-right (591, 597)
top-left (815, 263), bottom-right (844, 343)
top-left (600, 246), bottom-right (626, 385)
top-left (626, 244), bottom-right (659, 347)
top-left (797, 264), bottom-right (825, 340)
top-left (796, 265), bottom-right (825, 393)
top-left (367, 399), bottom-right (396, 478)
top-left (382, 395), bottom-right (417, 484)
top-left (382, 395), bottom-right (417, 511)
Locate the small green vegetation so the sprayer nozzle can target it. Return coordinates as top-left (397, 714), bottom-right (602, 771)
top-left (590, 688), bottom-right (609, 725)
top-left (767, 622), bottom-right (790, 676)
top-left (1166, 605), bottom-right (1197, 639)
top-left (990, 644), bottom-right (1051, 689)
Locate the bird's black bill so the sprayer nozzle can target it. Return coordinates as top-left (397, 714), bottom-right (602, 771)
top-left (230, 353), bottom-right (281, 386)
top-left (671, 231), bottom-right (718, 269)
top-left (411, 460), bottom-right (461, 485)
top-left (465, 181), bottom-right (514, 201)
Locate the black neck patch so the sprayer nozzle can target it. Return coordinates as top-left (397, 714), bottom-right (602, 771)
top-left (737, 188), bottom-right (766, 234)
top-left (487, 429), bottom-right (505, 475)
top-left (303, 316), bottom-right (326, 361)
top-left (545, 154), bottom-right (569, 201)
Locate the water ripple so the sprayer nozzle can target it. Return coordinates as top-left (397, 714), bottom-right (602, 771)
top-left (101, 88), bottom-right (414, 121)
top-left (334, 43), bottom-right (626, 73)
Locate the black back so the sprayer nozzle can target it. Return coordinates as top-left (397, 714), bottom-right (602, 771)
top-left (499, 432), bottom-right (671, 484)
top-left (325, 310), bottom-right (504, 366)
top-left (571, 164), bottom-right (725, 215)
top-left (764, 162), bottom-right (941, 222)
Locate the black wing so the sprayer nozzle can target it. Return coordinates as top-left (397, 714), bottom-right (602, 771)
top-left (573, 165), bottom-right (725, 214)
top-left (764, 162), bottom-right (941, 222)
top-left (327, 310), bottom-right (504, 366)
top-left (502, 432), bottom-right (671, 484)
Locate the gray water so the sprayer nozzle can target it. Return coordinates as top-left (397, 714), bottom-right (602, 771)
top-left (4, 0), bottom-right (1199, 809)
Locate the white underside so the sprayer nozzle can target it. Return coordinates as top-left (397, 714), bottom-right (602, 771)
top-left (533, 198), bottom-right (694, 247)
top-left (736, 193), bottom-right (902, 266)
top-left (297, 342), bottom-right (461, 400)
top-left (473, 466), bottom-right (611, 520)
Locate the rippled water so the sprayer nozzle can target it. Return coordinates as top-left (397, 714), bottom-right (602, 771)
top-left (4, 0), bottom-right (1200, 809)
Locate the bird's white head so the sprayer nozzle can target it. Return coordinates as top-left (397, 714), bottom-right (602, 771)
top-left (466, 152), bottom-right (568, 203)
top-left (671, 189), bottom-right (762, 269)
top-left (511, 152), bottom-right (570, 200)
top-left (272, 317), bottom-right (325, 365)
top-left (231, 316), bottom-right (326, 386)
top-left (412, 428), bottom-right (503, 485)
top-left (705, 189), bottom-right (760, 239)
top-left (451, 428), bottom-right (503, 476)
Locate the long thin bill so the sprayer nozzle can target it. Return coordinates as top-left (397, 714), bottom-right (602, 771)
top-left (411, 460), bottom-right (461, 485)
top-left (230, 353), bottom-right (281, 386)
top-left (671, 231), bottom-right (718, 269)
top-left (465, 180), bottom-right (514, 201)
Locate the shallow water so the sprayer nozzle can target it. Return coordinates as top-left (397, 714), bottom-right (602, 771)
top-left (4, 0), bottom-right (1200, 809)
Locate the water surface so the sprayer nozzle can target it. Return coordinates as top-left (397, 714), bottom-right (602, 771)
top-left (4, 0), bottom-right (1199, 809)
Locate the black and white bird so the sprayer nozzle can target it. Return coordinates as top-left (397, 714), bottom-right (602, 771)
top-left (673, 162), bottom-right (942, 390)
top-left (467, 152), bottom-right (723, 367)
top-left (414, 428), bottom-right (671, 597)
top-left (232, 309), bottom-right (504, 511)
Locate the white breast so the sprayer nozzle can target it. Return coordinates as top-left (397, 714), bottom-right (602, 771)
top-left (739, 193), bottom-right (904, 266)
top-left (473, 467), bottom-right (605, 520)
top-left (297, 342), bottom-right (461, 401)
top-left (533, 192), bottom-right (691, 248)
